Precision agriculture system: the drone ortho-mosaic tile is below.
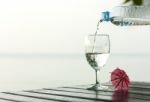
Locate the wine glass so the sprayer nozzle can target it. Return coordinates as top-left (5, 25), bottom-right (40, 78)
top-left (85, 34), bottom-right (110, 91)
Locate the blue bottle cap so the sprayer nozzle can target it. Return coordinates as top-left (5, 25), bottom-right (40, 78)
top-left (102, 11), bottom-right (110, 22)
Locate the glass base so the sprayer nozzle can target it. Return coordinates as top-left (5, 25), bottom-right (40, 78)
top-left (87, 83), bottom-right (108, 91)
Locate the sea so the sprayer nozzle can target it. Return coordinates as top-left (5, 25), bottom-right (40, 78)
top-left (0, 53), bottom-right (149, 92)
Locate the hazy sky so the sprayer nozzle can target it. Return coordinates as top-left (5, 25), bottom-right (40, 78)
top-left (0, 0), bottom-right (150, 54)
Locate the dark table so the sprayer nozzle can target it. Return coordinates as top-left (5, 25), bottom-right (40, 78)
top-left (0, 81), bottom-right (149, 102)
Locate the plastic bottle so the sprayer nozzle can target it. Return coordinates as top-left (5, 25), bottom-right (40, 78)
top-left (101, 6), bottom-right (150, 26)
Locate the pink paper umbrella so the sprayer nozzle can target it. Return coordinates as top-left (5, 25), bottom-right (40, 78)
top-left (111, 68), bottom-right (130, 90)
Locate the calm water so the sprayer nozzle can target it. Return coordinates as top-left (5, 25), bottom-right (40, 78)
top-left (0, 53), bottom-right (149, 92)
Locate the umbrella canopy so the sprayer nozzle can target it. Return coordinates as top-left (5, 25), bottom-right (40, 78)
top-left (111, 68), bottom-right (130, 90)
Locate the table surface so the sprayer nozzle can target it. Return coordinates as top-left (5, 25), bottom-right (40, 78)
top-left (0, 81), bottom-right (150, 102)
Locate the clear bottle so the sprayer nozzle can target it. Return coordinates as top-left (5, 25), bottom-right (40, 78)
top-left (101, 6), bottom-right (150, 26)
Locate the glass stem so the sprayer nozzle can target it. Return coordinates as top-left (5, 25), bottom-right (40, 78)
top-left (95, 70), bottom-right (99, 84)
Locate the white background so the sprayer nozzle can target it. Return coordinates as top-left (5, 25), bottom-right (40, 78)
top-left (0, 0), bottom-right (150, 54)
top-left (0, 0), bottom-right (149, 92)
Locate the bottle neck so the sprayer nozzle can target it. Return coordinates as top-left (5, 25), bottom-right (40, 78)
top-left (101, 11), bottom-right (111, 22)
